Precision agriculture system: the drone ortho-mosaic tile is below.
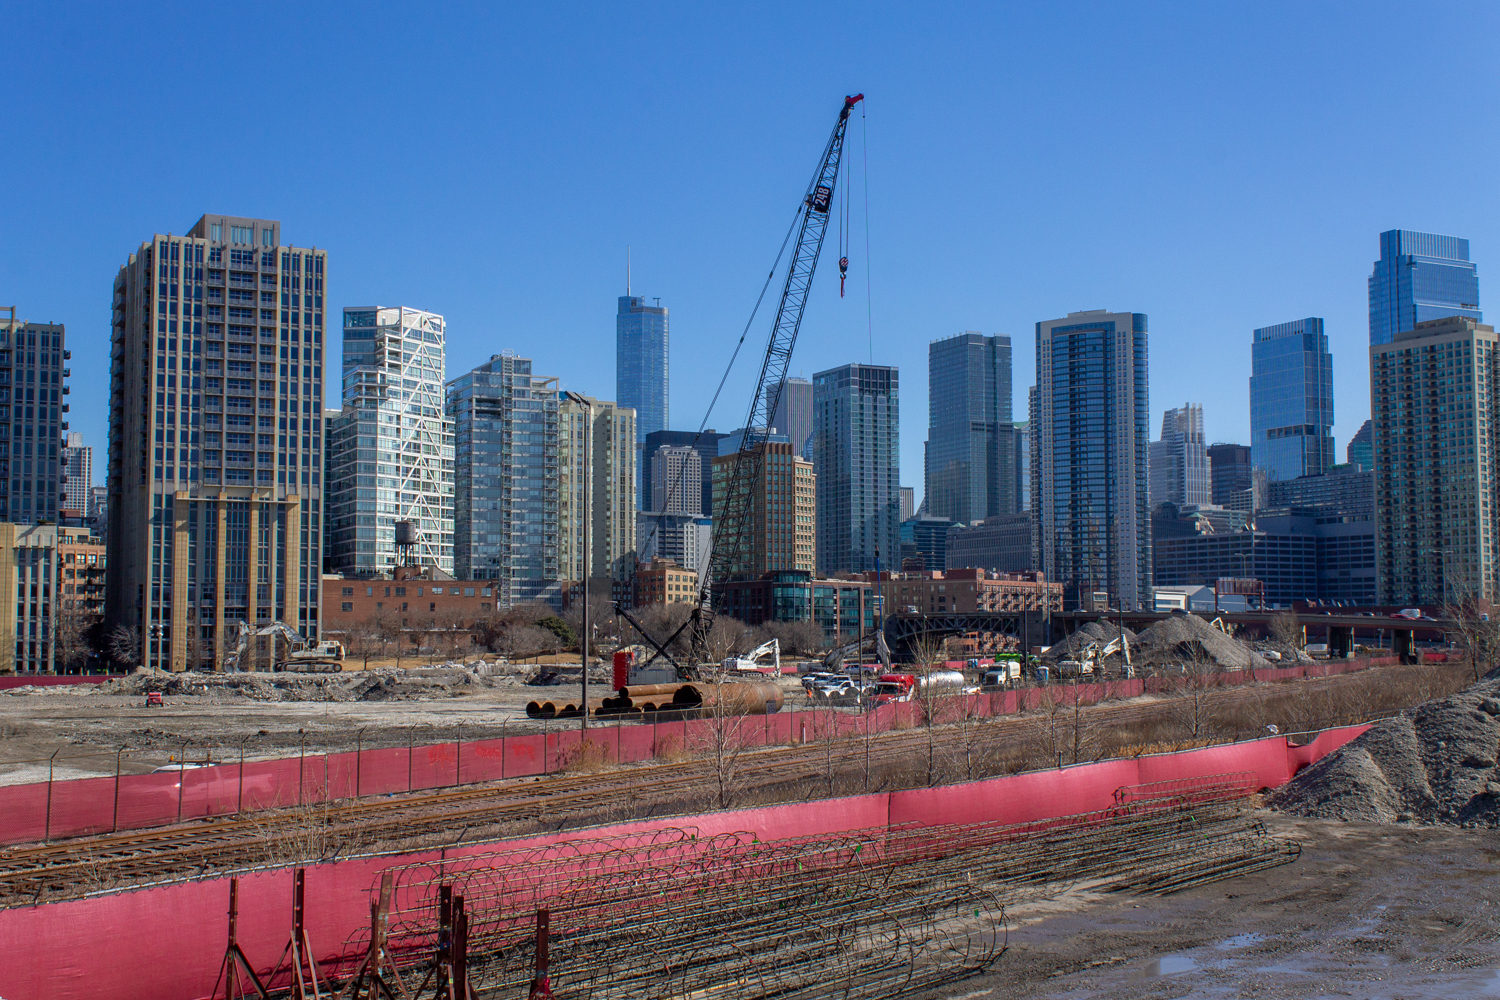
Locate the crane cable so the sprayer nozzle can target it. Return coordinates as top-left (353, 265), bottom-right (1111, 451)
top-left (862, 102), bottom-right (874, 362)
top-left (636, 201), bottom-right (807, 566)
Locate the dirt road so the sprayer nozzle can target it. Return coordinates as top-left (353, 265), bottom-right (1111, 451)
top-left (944, 814), bottom-right (1500, 999)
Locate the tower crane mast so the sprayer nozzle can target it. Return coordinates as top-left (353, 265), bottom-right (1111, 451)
top-left (687, 93), bottom-right (863, 664)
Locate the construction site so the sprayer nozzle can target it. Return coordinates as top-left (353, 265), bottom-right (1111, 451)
top-left (8, 92), bottom-right (1500, 1000)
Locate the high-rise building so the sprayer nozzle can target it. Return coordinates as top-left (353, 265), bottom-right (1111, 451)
top-left (1013, 421), bottom-right (1030, 512)
top-left (616, 295), bottom-right (668, 508)
top-left (106, 216), bottom-right (326, 670)
top-left (712, 441), bottom-right (815, 578)
top-left (1347, 419), bottom-right (1373, 471)
top-left (899, 486), bottom-right (915, 522)
top-left (1149, 404), bottom-right (1208, 508)
top-left (898, 514), bottom-right (958, 572)
top-left (811, 363), bottom-right (900, 575)
top-left (945, 513), bottom-right (1034, 573)
top-left (1250, 318), bottom-right (1335, 482)
top-left (447, 353), bottom-right (560, 605)
top-left (559, 394), bottom-right (636, 593)
top-left (61, 432), bottom-right (91, 515)
top-left (641, 429), bottom-right (722, 518)
top-left (1369, 230), bottom-right (1481, 346)
top-left (1208, 443), bottom-right (1252, 506)
top-left (1034, 310), bottom-right (1151, 609)
top-left (771, 376), bottom-right (814, 457)
top-left (0, 311), bottom-right (70, 524)
top-left (924, 332), bottom-right (1014, 525)
top-left (650, 445), bottom-right (702, 515)
top-left (1371, 316), bottom-right (1500, 603)
top-left (636, 511), bottom-right (712, 580)
top-left (326, 307), bottom-right (455, 578)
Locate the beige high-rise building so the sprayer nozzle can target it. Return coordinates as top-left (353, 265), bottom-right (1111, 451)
top-left (106, 215), bottom-right (326, 671)
top-left (559, 394), bottom-right (636, 595)
top-left (1372, 316), bottom-right (1500, 604)
top-left (712, 440), bottom-right (815, 579)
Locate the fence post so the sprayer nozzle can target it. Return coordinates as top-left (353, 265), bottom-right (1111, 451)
top-left (455, 724), bottom-right (463, 788)
top-left (297, 732), bottom-right (306, 807)
top-left (237, 736), bottom-right (248, 814)
top-left (501, 719), bottom-right (507, 780)
top-left (355, 727), bottom-right (365, 799)
top-left (178, 739), bottom-right (188, 823)
top-left (543, 718), bottom-right (549, 775)
top-left (616, 717), bottom-right (622, 763)
top-left (408, 726), bottom-right (415, 792)
top-left (112, 746), bottom-right (124, 833)
top-left (44, 748), bottom-right (60, 842)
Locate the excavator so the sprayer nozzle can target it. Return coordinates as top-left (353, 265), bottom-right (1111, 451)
top-left (221, 621), bottom-right (346, 673)
top-left (722, 638), bottom-right (780, 674)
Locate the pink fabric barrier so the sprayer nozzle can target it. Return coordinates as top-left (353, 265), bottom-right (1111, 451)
top-left (0, 654), bottom-right (1400, 845)
top-left (0, 725), bottom-right (1368, 1000)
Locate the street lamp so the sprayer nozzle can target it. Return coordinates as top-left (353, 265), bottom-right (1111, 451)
top-left (563, 391), bottom-right (593, 729)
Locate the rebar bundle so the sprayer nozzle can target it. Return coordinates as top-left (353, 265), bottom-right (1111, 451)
top-left (346, 773), bottom-right (1297, 1000)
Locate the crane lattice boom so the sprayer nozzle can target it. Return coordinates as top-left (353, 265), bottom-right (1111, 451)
top-left (689, 93), bottom-right (863, 663)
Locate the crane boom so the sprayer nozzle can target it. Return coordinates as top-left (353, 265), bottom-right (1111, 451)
top-left (687, 93), bottom-right (863, 665)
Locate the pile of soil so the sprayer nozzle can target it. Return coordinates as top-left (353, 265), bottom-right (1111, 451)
top-left (85, 666), bottom-right (492, 703)
top-left (1268, 677), bottom-right (1500, 827)
top-left (1042, 621), bottom-right (1137, 662)
top-left (1132, 615), bottom-right (1271, 671)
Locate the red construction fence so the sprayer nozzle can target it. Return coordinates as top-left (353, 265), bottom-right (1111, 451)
top-left (0, 725), bottom-right (1368, 1000)
top-left (0, 653), bottom-right (1407, 845)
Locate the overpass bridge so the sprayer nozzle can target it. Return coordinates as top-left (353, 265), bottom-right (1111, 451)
top-left (876, 608), bottom-right (1453, 663)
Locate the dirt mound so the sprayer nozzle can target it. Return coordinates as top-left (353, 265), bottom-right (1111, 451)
top-left (1132, 615), bottom-right (1271, 671)
top-left (86, 666), bottom-right (490, 703)
top-left (1268, 679), bottom-right (1500, 827)
top-left (1042, 621), bottom-right (1137, 662)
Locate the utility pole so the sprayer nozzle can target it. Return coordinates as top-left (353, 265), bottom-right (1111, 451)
top-left (565, 392), bottom-right (594, 728)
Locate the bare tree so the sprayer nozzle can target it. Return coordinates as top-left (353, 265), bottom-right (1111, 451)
top-left (369, 606), bottom-right (404, 669)
top-left (344, 620), bottom-right (385, 669)
top-left (1268, 611), bottom-right (1301, 652)
top-left (911, 634), bottom-right (946, 786)
top-left (1443, 595), bottom-right (1500, 681)
top-left (1172, 645), bottom-right (1219, 741)
top-left (54, 601), bottom-right (100, 673)
top-left (107, 624), bottom-right (142, 670)
top-left (432, 607), bottom-right (474, 662)
top-left (690, 672), bottom-right (753, 809)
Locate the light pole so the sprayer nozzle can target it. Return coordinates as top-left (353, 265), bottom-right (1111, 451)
top-left (564, 392), bottom-right (593, 729)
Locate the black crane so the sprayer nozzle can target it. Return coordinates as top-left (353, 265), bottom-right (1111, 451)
top-left (682, 93), bottom-right (865, 666)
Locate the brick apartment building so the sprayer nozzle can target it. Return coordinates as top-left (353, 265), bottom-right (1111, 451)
top-left (878, 569), bottom-right (1062, 615)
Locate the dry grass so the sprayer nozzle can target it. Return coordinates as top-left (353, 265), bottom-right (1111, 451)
top-left (557, 737), bottom-right (615, 773)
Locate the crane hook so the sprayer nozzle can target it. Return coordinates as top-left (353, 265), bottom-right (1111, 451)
top-left (839, 256), bottom-right (849, 297)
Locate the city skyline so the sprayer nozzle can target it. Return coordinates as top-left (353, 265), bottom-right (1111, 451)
top-left (12, 6), bottom-right (1499, 505)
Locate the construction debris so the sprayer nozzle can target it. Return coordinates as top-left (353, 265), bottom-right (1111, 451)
top-left (74, 665), bottom-right (502, 703)
top-left (1269, 675), bottom-right (1500, 827)
top-left (1131, 615), bottom-right (1274, 672)
top-left (1042, 621), bottom-right (1137, 663)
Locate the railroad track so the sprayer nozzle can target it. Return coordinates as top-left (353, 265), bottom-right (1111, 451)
top-left (0, 665), bottom-right (1416, 904)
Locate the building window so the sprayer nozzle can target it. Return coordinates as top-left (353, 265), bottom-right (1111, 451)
top-left (342, 587), bottom-right (353, 596)
top-left (230, 226), bottom-right (253, 245)
top-left (210, 223), bottom-right (223, 243)
top-left (261, 228), bottom-right (274, 247)
top-left (341, 602), bottom-right (353, 612)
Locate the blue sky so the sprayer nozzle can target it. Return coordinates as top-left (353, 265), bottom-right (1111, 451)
top-left (5, 2), bottom-right (1499, 502)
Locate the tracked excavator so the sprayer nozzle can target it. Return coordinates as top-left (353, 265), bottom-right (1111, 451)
top-left (221, 621), bottom-right (346, 672)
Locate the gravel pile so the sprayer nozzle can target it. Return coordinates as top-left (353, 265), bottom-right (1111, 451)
top-left (1042, 621), bottom-right (1137, 662)
top-left (1268, 678), bottom-right (1500, 827)
top-left (1132, 615), bottom-right (1272, 671)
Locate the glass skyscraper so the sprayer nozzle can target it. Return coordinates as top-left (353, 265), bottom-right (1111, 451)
top-left (1034, 311), bottom-right (1151, 609)
top-left (447, 353), bottom-right (560, 605)
top-left (327, 307), bottom-right (455, 577)
top-left (1249, 318), bottom-right (1334, 482)
top-left (1369, 230), bottom-right (1481, 346)
top-left (812, 363), bottom-right (900, 575)
top-left (924, 332), bottom-right (1015, 525)
top-left (616, 295), bottom-right (668, 508)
